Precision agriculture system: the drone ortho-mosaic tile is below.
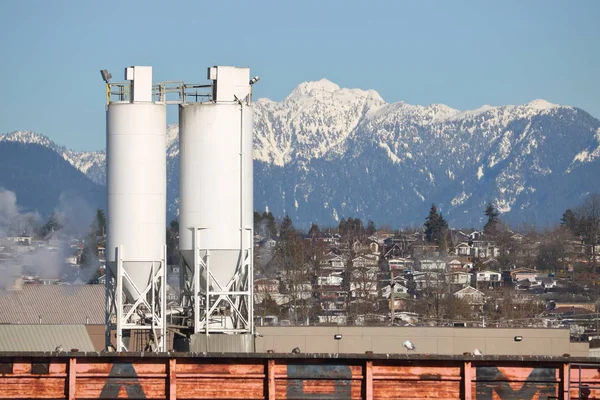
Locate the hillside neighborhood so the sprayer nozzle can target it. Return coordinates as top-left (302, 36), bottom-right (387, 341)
top-left (253, 198), bottom-right (600, 345)
top-left (0, 197), bottom-right (599, 348)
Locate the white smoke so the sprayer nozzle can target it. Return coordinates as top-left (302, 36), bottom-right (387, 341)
top-left (0, 189), bottom-right (41, 237)
top-left (0, 188), bottom-right (41, 289)
top-left (0, 188), bottom-right (101, 290)
top-left (53, 191), bottom-right (95, 239)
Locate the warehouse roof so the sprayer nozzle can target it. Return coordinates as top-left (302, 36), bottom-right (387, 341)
top-left (0, 285), bottom-right (105, 324)
top-left (0, 325), bottom-right (95, 352)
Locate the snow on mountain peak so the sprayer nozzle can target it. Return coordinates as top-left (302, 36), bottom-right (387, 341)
top-left (255, 79), bottom-right (386, 165)
top-left (526, 99), bottom-right (560, 110)
top-left (291, 78), bottom-right (341, 96)
top-left (0, 130), bottom-right (57, 149)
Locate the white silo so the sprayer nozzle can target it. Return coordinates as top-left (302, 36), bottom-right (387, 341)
top-left (104, 66), bottom-right (168, 352)
top-left (179, 66), bottom-right (254, 346)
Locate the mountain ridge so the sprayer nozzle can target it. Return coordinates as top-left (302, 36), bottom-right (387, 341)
top-left (2, 79), bottom-right (599, 228)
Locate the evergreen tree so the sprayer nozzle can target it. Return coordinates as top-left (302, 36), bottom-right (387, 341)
top-left (80, 232), bottom-right (98, 269)
top-left (484, 203), bottom-right (500, 234)
top-left (338, 218), bottom-right (347, 236)
top-left (424, 204), bottom-right (449, 252)
top-left (93, 209), bottom-right (106, 237)
top-left (266, 212), bottom-right (277, 238)
top-left (366, 220), bottom-right (376, 235)
top-left (39, 213), bottom-right (62, 239)
top-left (561, 209), bottom-right (580, 234)
top-left (253, 211), bottom-right (262, 233)
top-left (260, 211), bottom-right (277, 238)
top-left (166, 219), bottom-right (180, 265)
top-left (308, 223), bottom-right (320, 239)
top-left (424, 204), bottom-right (441, 243)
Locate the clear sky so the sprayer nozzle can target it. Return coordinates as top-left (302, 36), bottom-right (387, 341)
top-left (0, 0), bottom-right (598, 151)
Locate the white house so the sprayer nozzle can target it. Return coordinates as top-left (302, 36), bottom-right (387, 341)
top-left (448, 271), bottom-right (472, 286)
top-left (387, 258), bottom-right (414, 271)
top-left (413, 271), bottom-right (444, 290)
top-left (382, 283), bottom-right (409, 298)
top-left (454, 285), bottom-right (485, 305)
top-left (473, 270), bottom-right (502, 288)
top-left (418, 259), bottom-right (446, 271)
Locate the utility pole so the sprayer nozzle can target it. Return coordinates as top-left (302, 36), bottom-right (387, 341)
top-left (390, 269), bottom-right (395, 325)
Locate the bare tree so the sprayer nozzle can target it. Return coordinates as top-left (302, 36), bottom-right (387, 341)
top-left (536, 226), bottom-right (577, 275)
top-left (580, 194), bottom-right (600, 265)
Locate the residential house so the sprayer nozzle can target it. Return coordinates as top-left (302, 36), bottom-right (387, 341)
top-left (367, 240), bottom-right (380, 254)
top-left (411, 241), bottom-right (440, 258)
top-left (551, 301), bottom-right (596, 313)
top-left (502, 268), bottom-right (538, 285)
top-left (383, 233), bottom-right (419, 258)
top-left (6, 236), bottom-right (32, 245)
top-left (322, 232), bottom-right (341, 246)
top-left (382, 283), bottom-right (409, 298)
top-left (454, 242), bottom-right (474, 257)
top-left (472, 270), bottom-right (502, 289)
top-left (454, 285), bottom-right (485, 305)
top-left (473, 241), bottom-right (501, 259)
top-left (448, 271), bottom-right (472, 286)
top-left (413, 271), bottom-right (444, 290)
top-left (352, 255), bottom-right (378, 269)
top-left (317, 271), bottom-right (343, 286)
top-left (538, 276), bottom-right (557, 289)
top-left (446, 259), bottom-right (463, 270)
top-left (372, 230), bottom-right (395, 245)
top-left (259, 238), bottom-right (277, 248)
top-left (350, 274), bottom-right (378, 300)
top-left (417, 259), bottom-right (446, 272)
top-left (254, 278), bottom-right (280, 294)
top-left (512, 268), bottom-right (538, 283)
top-left (387, 258), bottom-right (414, 272)
top-left (511, 233), bottom-right (525, 242)
top-left (383, 244), bottom-right (405, 260)
top-left (321, 253), bottom-right (346, 270)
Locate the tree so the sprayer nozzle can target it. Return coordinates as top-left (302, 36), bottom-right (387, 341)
top-left (484, 203), bottom-right (500, 235)
top-left (308, 223), bottom-right (320, 239)
top-left (263, 211), bottom-right (277, 238)
top-left (536, 226), bottom-right (576, 275)
top-left (424, 204), bottom-right (449, 252)
top-left (166, 219), bottom-right (180, 265)
top-left (338, 218), bottom-right (347, 236)
top-left (80, 232), bottom-right (99, 271)
top-left (93, 209), bottom-right (106, 237)
top-left (366, 220), bottom-right (376, 235)
top-left (561, 209), bottom-right (580, 233)
top-left (580, 194), bottom-right (600, 264)
top-left (271, 216), bottom-right (307, 324)
top-left (564, 194), bottom-right (600, 263)
top-left (39, 213), bottom-right (61, 239)
top-left (254, 211), bottom-right (277, 238)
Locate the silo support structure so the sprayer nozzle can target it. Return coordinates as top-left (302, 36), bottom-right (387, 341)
top-left (105, 245), bottom-right (168, 352)
top-left (183, 228), bottom-right (253, 335)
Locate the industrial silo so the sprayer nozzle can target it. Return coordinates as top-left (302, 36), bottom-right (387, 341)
top-left (105, 66), bottom-right (167, 351)
top-left (179, 66), bottom-right (254, 349)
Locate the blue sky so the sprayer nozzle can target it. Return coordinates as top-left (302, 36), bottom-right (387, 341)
top-left (0, 0), bottom-right (598, 151)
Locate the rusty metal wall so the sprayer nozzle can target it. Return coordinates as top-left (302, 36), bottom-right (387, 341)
top-left (0, 352), bottom-right (599, 399)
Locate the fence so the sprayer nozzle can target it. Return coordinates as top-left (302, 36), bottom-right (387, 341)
top-left (1, 352), bottom-right (599, 399)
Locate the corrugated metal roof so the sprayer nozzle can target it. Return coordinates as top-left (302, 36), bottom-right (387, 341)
top-left (0, 325), bottom-right (95, 351)
top-left (0, 285), bottom-right (105, 324)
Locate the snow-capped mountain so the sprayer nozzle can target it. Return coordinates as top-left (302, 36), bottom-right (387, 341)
top-left (2, 79), bottom-right (600, 228)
